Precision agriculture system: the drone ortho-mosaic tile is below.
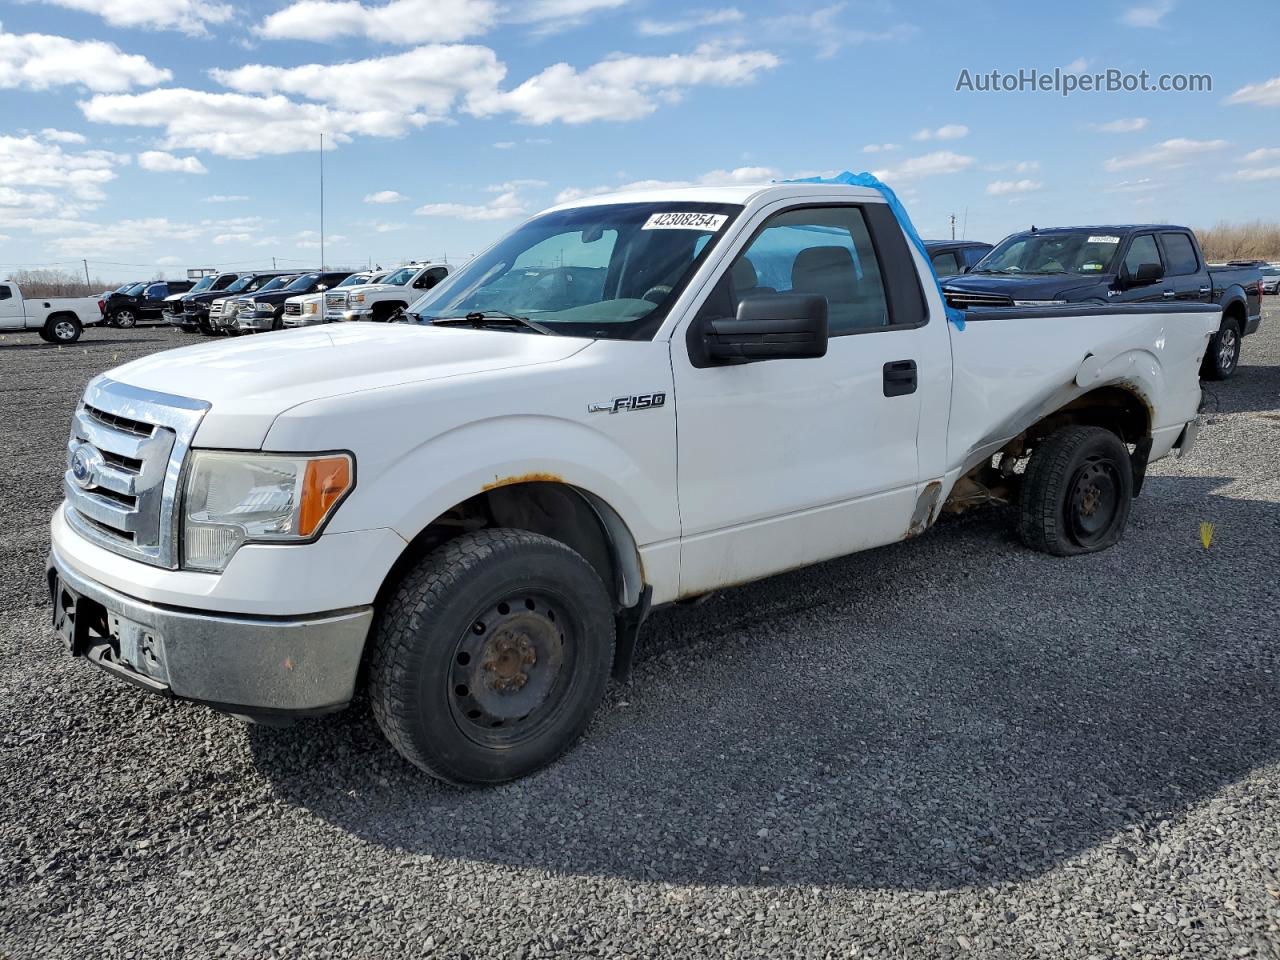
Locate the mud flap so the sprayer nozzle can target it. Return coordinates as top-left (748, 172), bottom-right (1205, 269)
top-left (611, 585), bottom-right (653, 682)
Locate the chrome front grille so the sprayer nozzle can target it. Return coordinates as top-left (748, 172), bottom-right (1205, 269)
top-left (64, 378), bottom-right (209, 568)
top-left (183, 300), bottom-right (202, 314)
top-left (942, 289), bottom-right (1014, 309)
top-left (284, 302), bottom-right (302, 316)
top-left (324, 292), bottom-right (347, 318)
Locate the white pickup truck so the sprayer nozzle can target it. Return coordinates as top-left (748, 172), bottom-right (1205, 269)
top-left (323, 261), bottom-right (450, 322)
top-left (1, 281), bottom-right (102, 343)
top-left (47, 182), bottom-right (1217, 785)
top-left (283, 270), bottom-right (388, 327)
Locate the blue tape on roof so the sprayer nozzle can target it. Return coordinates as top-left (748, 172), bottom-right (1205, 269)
top-left (780, 171), bottom-right (965, 331)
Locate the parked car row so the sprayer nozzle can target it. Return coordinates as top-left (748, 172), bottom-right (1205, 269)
top-left (159, 261), bottom-right (451, 335)
top-left (101, 279), bottom-right (196, 328)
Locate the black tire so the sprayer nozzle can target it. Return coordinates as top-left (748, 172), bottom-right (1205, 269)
top-left (42, 314), bottom-right (82, 344)
top-left (371, 302), bottom-right (404, 323)
top-left (369, 528), bottom-right (615, 785)
top-left (113, 308), bottom-right (137, 328)
top-left (1201, 315), bottom-right (1241, 381)
top-left (271, 314), bottom-right (283, 331)
top-left (1017, 425), bottom-right (1133, 556)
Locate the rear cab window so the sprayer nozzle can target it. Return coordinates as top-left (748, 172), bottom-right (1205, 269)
top-left (1159, 232), bottom-right (1200, 276)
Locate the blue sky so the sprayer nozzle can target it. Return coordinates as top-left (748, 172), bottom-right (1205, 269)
top-left (1, 0), bottom-right (1277, 281)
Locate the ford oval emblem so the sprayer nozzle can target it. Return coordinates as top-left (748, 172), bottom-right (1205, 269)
top-left (69, 443), bottom-right (104, 489)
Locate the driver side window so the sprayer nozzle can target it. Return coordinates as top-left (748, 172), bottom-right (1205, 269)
top-left (1123, 234), bottom-right (1160, 275)
top-left (697, 205), bottom-right (890, 335)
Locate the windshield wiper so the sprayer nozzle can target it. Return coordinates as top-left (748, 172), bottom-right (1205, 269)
top-left (431, 310), bottom-right (558, 335)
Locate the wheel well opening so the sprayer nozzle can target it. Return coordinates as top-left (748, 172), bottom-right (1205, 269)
top-left (375, 482), bottom-right (624, 615)
top-left (1028, 385), bottom-right (1151, 447)
top-left (1224, 301), bottom-right (1245, 326)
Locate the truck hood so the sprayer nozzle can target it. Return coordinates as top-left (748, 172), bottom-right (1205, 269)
top-left (943, 273), bottom-right (1112, 301)
top-left (342, 282), bottom-right (407, 296)
top-left (105, 323), bottom-right (592, 448)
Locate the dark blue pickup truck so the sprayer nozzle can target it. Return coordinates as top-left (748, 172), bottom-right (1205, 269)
top-left (942, 225), bottom-right (1264, 379)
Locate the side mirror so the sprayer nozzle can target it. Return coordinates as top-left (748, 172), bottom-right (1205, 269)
top-left (316, 284), bottom-right (329, 291)
top-left (1125, 262), bottom-right (1163, 287)
top-left (702, 293), bottom-right (829, 365)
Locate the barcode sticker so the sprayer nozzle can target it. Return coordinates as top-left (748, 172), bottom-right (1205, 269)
top-left (641, 212), bottom-right (728, 231)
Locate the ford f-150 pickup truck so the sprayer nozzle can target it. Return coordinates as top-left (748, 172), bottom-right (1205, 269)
top-left (1, 280), bottom-right (102, 343)
top-left (941, 225), bottom-right (1263, 380)
top-left (48, 182), bottom-right (1217, 785)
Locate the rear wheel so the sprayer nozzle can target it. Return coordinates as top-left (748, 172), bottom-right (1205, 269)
top-left (369, 529), bottom-right (615, 785)
top-left (41, 314), bottom-right (82, 344)
top-left (113, 308), bottom-right (137, 328)
top-left (1017, 425), bottom-right (1133, 556)
top-left (1201, 315), bottom-right (1241, 381)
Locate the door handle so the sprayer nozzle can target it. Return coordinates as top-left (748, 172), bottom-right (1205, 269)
top-left (1162, 290), bottom-right (1176, 298)
top-left (883, 359), bottom-right (917, 397)
top-left (1198, 286), bottom-right (1211, 296)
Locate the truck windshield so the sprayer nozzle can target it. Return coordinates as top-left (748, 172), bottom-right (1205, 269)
top-left (412, 201), bottom-right (742, 340)
top-left (188, 275), bottom-right (214, 294)
top-left (382, 267), bottom-right (417, 286)
top-left (284, 273), bottom-right (321, 291)
top-left (337, 273), bottom-right (371, 287)
top-left (125, 282), bottom-right (149, 295)
top-left (975, 231), bottom-right (1123, 275)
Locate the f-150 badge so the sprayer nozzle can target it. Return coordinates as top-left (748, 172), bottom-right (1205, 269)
top-left (588, 393), bottom-right (666, 414)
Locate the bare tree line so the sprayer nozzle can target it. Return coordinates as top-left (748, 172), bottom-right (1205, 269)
top-left (2, 268), bottom-right (133, 298)
top-left (1195, 222), bottom-right (1280, 263)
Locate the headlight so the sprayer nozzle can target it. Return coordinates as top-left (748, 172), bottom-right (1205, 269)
top-left (255, 301), bottom-right (275, 313)
top-left (306, 302), bottom-right (318, 314)
top-left (351, 293), bottom-right (365, 304)
top-left (182, 451), bottom-right (354, 572)
top-left (1012, 299), bottom-right (1069, 306)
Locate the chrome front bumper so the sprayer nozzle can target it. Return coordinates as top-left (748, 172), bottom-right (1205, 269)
top-left (236, 315), bottom-right (274, 332)
top-left (48, 548), bottom-right (372, 716)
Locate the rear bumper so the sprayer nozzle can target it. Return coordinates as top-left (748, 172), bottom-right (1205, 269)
top-left (48, 547), bottom-right (372, 716)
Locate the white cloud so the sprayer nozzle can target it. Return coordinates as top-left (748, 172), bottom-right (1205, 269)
top-left (156, 255), bottom-right (183, 265)
top-left (0, 135), bottom-right (126, 202)
top-left (912, 124), bottom-right (969, 141)
top-left (294, 229), bottom-right (346, 247)
top-left (371, 220), bottom-right (407, 232)
top-left (470, 43), bottom-right (779, 124)
top-left (1104, 137), bottom-right (1228, 171)
top-left (986, 179), bottom-right (1042, 195)
top-left (81, 88), bottom-right (364, 159)
top-left (493, 141), bottom-right (516, 149)
top-left (637, 8), bottom-right (743, 36)
top-left (213, 232), bottom-right (251, 245)
top-left (1227, 166), bottom-right (1280, 182)
top-left (0, 25), bottom-right (171, 93)
top-left (1062, 57), bottom-right (1089, 74)
top-left (40, 128), bottom-right (87, 144)
top-left (50, 217), bottom-right (191, 256)
top-left (1227, 76), bottom-right (1280, 108)
top-left (137, 150), bottom-right (207, 173)
top-left (872, 151), bottom-right (974, 183)
top-left (1092, 117), bottom-right (1148, 133)
top-left (862, 143), bottom-right (899, 153)
top-left (32, 0), bottom-right (233, 35)
top-left (213, 44), bottom-right (505, 118)
top-left (984, 159), bottom-right (1039, 173)
top-left (416, 190), bottom-right (527, 220)
top-left (1106, 178), bottom-right (1160, 193)
top-left (365, 190), bottom-right (408, 203)
top-left (1243, 147), bottom-right (1280, 163)
top-left (203, 194), bottom-right (248, 202)
top-left (762, 5), bottom-right (914, 59)
top-left (259, 0), bottom-right (498, 44)
top-left (1121, 0), bottom-right (1174, 27)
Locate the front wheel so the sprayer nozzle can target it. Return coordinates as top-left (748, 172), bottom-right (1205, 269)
top-left (369, 529), bottom-right (615, 785)
top-left (1201, 316), bottom-right (1241, 381)
top-left (113, 308), bottom-right (137, 328)
top-left (1017, 426), bottom-right (1133, 556)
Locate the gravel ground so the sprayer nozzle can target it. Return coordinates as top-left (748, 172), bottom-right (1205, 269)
top-left (2, 315), bottom-right (1278, 960)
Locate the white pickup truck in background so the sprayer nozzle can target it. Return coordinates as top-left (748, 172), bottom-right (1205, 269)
top-left (324, 261), bottom-right (450, 322)
top-left (47, 182), bottom-right (1216, 785)
top-left (284, 270), bottom-right (388, 327)
top-left (1, 281), bottom-right (102, 343)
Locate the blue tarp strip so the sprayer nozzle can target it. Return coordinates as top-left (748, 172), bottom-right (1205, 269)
top-left (779, 171), bottom-right (966, 331)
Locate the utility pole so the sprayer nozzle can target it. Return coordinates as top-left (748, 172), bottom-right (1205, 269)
top-left (949, 213), bottom-right (957, 240)
top-left (319, 132), bottom-right (326, 270)
top-left (82, 259), bottom-right (90, 285)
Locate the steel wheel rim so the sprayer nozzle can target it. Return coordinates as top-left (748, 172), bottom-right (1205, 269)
top-left (448, 592), bottom-right (576, 748)
top-left (54, 321), bottom-right (76, 340)
top-left (1218, 328), bottom-right (1237, 370)
top-left (1067, 456), bottom-right (1121, 546)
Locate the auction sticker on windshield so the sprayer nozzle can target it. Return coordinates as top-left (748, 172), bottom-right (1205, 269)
top-left (1087, 235), bottom-right (1120, 244)
top-left (642, 212), bottom-right (728, 231)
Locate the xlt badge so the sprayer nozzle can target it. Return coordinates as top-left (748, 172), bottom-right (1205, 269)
top-left (588, 393), bottom-right (666, 414)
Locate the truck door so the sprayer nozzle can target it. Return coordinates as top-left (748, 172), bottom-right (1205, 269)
top-left (671, 200), bottom-right (949, 597)
top-left (1157, 231), bottom-right (1210, 304)
top-left (0, 284), bottom-right (22, 331)
top-left (1116, 233), bottom-right (1166, 303)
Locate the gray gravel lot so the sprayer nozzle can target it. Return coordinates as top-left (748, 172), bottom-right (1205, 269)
top-left (2, 315), bottom-right (1279, 959)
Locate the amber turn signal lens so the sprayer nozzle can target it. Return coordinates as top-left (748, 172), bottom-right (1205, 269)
top-left (298, 455), bottom-right (352, 536)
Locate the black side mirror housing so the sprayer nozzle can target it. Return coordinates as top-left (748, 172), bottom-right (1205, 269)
top-left (700, 293), bottom-right (829, 365)
top-left (1124, 262), bottom-right (1163, 287)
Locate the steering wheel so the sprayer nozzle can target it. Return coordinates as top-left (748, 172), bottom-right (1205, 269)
top-left (641, 285), bottom-right (672, 304)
